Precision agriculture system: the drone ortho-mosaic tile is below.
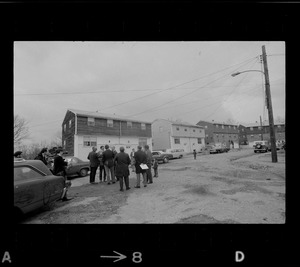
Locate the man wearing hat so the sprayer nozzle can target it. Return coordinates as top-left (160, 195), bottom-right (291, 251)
top-left (14, 151), bottom-right (23, 159)
top-left (35, 147), bottom-right (48, 165)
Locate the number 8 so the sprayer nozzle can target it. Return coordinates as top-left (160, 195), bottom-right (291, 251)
top-left (132, 252), bottom-right (142, 263)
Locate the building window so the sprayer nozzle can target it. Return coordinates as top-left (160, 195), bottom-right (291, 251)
top-left (229, 125), bottom-right (231, 129)
top-left (176, 127), bottom-right (179, 131)
top-left (87, 117), bottom-right (95, 126)
top-left (197, 138), bottom-right (202, 144)
top-left (222, 134), bottom-right (224, 138)
top-left (216, 134), bottom-right (219, 137)
top-left (184, 128), bottom-right (187, 131)
top-left (250, 135), bottom-right (254, 138)
top-left (69, 119), bottom-right (72, 128)
top-left (63, 124), bottom-right (66, 132)
top-left (107, 119), bottom-right (113, 127)
top-left (206, 134), bottom-right (209, 137)
top-left (250, 127), bottom-right (253, 131)
top-left (222, 125), bottom-right (224, 129)
top-left (277, 125), bottom-right (281, 128)
top-left (141, 123), bottom-right (146, 130)
top-left (205, 125), bottom-right (208, 129)
top-left (193, 129), bottom-right (195, 132)
top-left (242, 128), bottom-right (244, 132)
top-left (83, 136), bottom-right (97, 147)
top-left (216, 124), bottom-right (219, 128)
top-left (127, 121), bottom-right (132, 128)
top-left (258, 126), bottom-right (262, 130)
top-left (233, 126), bottom-right (236, 130)
top-left (174, 138), bottom-right (180, 144)
top-left (229, 135), bottom-right (231, 138)
top-left (199, 129), bottom-right (202, 133)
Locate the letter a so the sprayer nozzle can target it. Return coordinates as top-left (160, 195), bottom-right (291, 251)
top-left (2, 251), bottom-right (12, 263)
top-left (235, 251), bottom-right (245, 263)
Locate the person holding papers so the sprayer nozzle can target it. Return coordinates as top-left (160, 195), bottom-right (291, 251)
top-left (134, 146), bottom-right (148, 188)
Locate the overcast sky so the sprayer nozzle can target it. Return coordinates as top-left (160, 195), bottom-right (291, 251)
top-left (14, 41), bottom-right (285, 145)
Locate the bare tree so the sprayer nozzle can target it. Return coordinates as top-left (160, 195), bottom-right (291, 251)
top-left (49, 131), bottom-right (62, 148)
top-left (14, 115), bottom-right (29, 145)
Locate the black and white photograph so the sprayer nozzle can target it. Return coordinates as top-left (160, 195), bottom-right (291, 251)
top-left (13, 41), bottom-right (285, 224)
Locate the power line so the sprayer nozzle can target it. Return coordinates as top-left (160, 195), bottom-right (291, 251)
top-left (180, 58), bottom-right (259, 120)
top-left (23, 56), bottom-right (259, 129)
top-left (15, 56), bottom-right (258, 99)
top-left (127, 57), bottom-right (259, 118)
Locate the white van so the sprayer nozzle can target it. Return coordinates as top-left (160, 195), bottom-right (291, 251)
top-left (165, 148), bottom-right (185, 159)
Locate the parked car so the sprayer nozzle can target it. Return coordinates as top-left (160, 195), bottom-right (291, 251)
top-left (14, 159), bottom-right (66, 219)
top-left (207, 144), bottom-right (229, 154)
top-left (206, 145), bottom-right (218, 154)
top-left (64, 156), bottom-right (90, 177)
top-left (253, 140), bottom-right (271, 153)
top-left (152, 151), bottom-right (173, 163)
top-left (165, 148), bottom-right (185, 159)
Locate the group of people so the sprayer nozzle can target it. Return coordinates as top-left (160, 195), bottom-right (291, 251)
top-left (87, 144), bottom-right (159, 192)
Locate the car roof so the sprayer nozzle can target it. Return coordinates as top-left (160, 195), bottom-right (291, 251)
top-left (14, 159), bottom-right (53, 175)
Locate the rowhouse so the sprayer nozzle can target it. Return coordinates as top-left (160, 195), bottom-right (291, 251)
top-left (62, 109), bottom-right (152, 161)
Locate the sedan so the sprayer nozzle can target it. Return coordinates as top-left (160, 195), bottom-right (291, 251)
top-left (152, 151), bottom-right (173, 163)
top-left (64, 156), bottom-right (90, 177)
top-left (14, 159), bottom-right (66, 219)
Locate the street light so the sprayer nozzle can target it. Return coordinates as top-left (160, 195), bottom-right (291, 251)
top-left (231, 70), bottom-right (264, 77)
top-left (231, 46), bottom-right (278, 163)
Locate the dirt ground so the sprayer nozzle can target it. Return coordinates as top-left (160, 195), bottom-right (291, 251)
top-left (22, 148), bottom-right (285, 224)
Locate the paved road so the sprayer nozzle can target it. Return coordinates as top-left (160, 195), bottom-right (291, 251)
top-left (22, 148), bottom-right (285, 224)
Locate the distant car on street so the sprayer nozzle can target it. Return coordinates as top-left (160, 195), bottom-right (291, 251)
top-left (253, 140), bottom-right (271, 153)
top-left (207, 144), bottom-right (230, 154)
top-left (164, 148), bottom-right (185, 159)
top-left (64, 156), bottom-right (90, 177)
top-left (14, 159), bottom-right (66, 219)
top-left (152, 151), bottom-right (173, 163)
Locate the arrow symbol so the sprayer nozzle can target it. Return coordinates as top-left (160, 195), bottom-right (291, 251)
top-left (100, 251), bottom-right (127, 263)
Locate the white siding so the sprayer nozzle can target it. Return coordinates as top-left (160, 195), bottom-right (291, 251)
top-left (75, 135), bottom-right (152, 161)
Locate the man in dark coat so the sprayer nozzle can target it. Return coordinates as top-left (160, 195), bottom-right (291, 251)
top-left (102, 145), bottom-right (116, 185)
top-left (114, 147), bottom-right (131, 191)
top-left (35, 147), bottom-right (48, 165)
top-left (134, 146), bottom-right (148, 188)
top-left (53, 149), bottom-right (71, 201)
top-left (144, 145), bottom-right (153, 184)
top-left (87, 146), bottom-right (99, 184)
top-left (111, 146), bottom-right (118, 181)
top-left (97, 146), bottom-right (106, 182)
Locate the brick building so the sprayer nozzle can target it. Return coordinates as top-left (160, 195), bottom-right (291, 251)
top-left (196, 120), bottom-right (239, 148)
top-left (242, 121), bottom-right (285, 147)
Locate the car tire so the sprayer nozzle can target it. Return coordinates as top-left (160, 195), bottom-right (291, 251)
top-left (163, 157), bottom-right (169, 163)
top-left (179, 155), bottom-right (183, 158)
top-left (79, 168), bottom-right (88, 177)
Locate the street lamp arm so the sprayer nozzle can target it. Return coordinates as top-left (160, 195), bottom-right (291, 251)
top-left (231, 70), bottom-right (265, 77)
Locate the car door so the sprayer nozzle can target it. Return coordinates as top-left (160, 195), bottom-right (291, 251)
top-left (14, 165), bottom-right (64, 214)
top-left (14, 166), bottom-right (45, 214)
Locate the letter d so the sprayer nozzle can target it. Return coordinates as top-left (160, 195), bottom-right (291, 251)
top-left (235, 251), bottom-right (245, 263)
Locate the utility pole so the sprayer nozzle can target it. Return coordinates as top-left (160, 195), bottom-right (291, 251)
top-left (259, 116), bottom-right (263, 141)
top-left (262, 45), bottom-right (277, 162)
